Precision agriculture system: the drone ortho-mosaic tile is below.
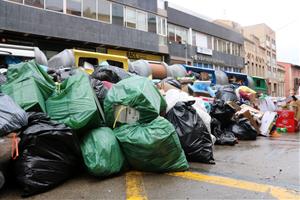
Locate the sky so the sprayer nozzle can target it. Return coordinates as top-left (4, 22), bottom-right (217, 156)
top-left (168, 0), bottom-right (300, 65)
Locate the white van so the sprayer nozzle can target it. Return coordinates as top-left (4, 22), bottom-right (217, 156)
top-left (0, 43), bottom-right (47, 71)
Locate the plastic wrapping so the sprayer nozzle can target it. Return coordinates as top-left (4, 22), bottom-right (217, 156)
top-left (215, 86), bottom-right (238, 102)
top-left (210, 100), bottom-right (236, 127)
top-left (226, 118), bottom-right (257, 140)
top-left (1, 60), bottom-right (55, 112)
top-left (168, 64), bottom-right (187, 78)
top-left (46, 70), bottom-right (104, 130)
top-left (0, 73), bottom-right (6, 85)
top-left (92, 65), bottom-right (131, 83)
top-left (129, 60), bottom-right (152, 77)
top-left (160, 77), bottom-right (182, 89)
top-left (90, 78), bottom-right (108, 109)
top-left (48, 49), bottom-right (75, 69)
top-left (0, 134), bottom-right (20, 164)
top-left (14, 112), bottom-right (81, 197)
top-left (113, 117), bottom-right (189, 172)
top-left (210, 118), bottom-right (237, 145)
top-left (0, 93), bottom-right (28, 137)
top-left (0, 170), bottom-right (4, 190)
top-left (166, 101), bottom-right (214, 164)
top-left (80, 127), bottom-right (126, 177)
top-left (104, 76), bottom-right (167, 127)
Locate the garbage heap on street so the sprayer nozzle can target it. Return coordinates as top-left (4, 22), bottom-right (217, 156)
top-left (0, 59), bottom-right (297, 197)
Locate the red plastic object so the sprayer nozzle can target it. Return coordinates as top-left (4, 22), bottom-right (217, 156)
top-left (276, 118), bottom-right (296, 132)
top-left (277, 110), bottom-right (295, 120)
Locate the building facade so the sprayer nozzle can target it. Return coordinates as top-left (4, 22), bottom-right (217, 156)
top-left (243, 24), bottom-right (278, 96)
top-left (0, 0), bottom-right (168, 61)
top-left (0, 0), bottom-right (245, 71)
top-left (278, 61), bottom-right (300, 97)
top-left (215, 20), bottom-right (284, 96)
top-left (166, 4), bottom-right (244, 71)
top-left (243, 35), bottom-right (266, 78)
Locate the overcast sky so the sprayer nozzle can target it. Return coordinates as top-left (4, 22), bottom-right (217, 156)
top-left (168, 0), bottom-right (300, 65)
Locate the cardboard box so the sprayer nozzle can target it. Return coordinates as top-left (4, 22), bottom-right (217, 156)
top-left (240, 104), bottom-right (264, 119)
top-left (260, 111), bottom-right (277, 136)
top-left (157, 82), bottom-right (180, 92)
top-left (236, 109), bottom-right (261, 134)
top-left (114, 105), bottom-right (140, 124)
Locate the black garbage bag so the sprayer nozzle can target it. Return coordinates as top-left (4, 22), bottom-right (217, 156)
top-left (210, 99), bottom-right (236, 127)
top-left (210, 118), bottom-right (237, 145)
top-left (215, 85), bottom-right (238, 102)
top-left (47, 68), bottom-right (75, 82)
top-left (92, 65), bottom-right (131, 83)
top-left (0, 73), bottom-right (6, 85)
top-left (160, 77), bottom-right (182, 89)
top-left (0, 170), bottom-right (4, 190)
top-left (225, 118), bottom-right (257, 140)
top-left (166, 101), bottom-right (214, 164)
top-left (0, 93), bottom-right (28, 137)
top-left (14, 112), bottom-right (81, 197)
top-left (90, 78), bottom-right (108, 108)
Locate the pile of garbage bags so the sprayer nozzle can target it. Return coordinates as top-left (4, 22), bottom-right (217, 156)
top-left (0, 60), bottom-right (269, 196)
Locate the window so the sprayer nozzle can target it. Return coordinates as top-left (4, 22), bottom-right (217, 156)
top-left (168, 24), bottom-right (175, 42)
top-left (98, 0), bottom-right (111, 23)
top-left (213, 38), bottom-right (218, 51)
top-left (78, 57), bottom-right (98, 67)
top-left (25, 0), bottom-right (44, 8)
top-left (226, 42), bottom-right (231, 54)
top-left (175, 26), bottom-right (187, 44)
top-left (136, 11), bottom-right (147, 31)
top-left (157, 16), bottom-right (167, 36)
top-left (83, 0), bottom-right (96, 19)
top-left (112, 3), bottom-right (124, 26)
top-left (67, 0), bottom-right (82, 16)
top-left (207, 35), bottom-right (212, 49)
top-left (126, 7), bottom-right (136, 28)
top-left (192, 31), bottom-right (196, 46)
top-left (195, 32), bottom-right (208, 48)
top-left (148, 13), bottom-right (157, 33)
top-left (46, 0), bottom-right (63, 12)
top-left (107, 60), bottom-right (124, 68)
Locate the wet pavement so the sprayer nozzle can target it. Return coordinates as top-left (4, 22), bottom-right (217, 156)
top-left (0, 133), bottom-right (299, 200)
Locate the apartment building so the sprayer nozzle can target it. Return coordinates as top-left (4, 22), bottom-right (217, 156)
top-left (167, 4), bottom-right (244, 71)
top-left (0, 0), bottom-right (168, 61)
top-left (243, 24), bottom-right (278, 96)
top-left (215, 20), bottom-right (284, 96)
top-left (278, 61), bottom-right (300, 97)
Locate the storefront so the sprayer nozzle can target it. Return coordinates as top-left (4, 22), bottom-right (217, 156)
top-left (107, 49), bottom-right (163, 62)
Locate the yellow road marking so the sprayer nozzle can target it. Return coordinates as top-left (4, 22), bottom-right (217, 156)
top-left (126, 171), bottom-right (148, 200)
top-left (167, 171), bottom-right (300, 200)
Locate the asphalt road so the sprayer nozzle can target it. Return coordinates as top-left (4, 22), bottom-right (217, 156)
top-left (1, 133), bottom-right (299, 200)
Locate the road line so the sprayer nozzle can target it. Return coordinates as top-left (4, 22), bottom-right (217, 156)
top-left (125, 171), bottom-right (148, 200)
top-left (167, 171), bottom-right (299, 200)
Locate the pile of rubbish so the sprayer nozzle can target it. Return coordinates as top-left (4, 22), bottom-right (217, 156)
top-left (0, 59), bottom-right (291, 196)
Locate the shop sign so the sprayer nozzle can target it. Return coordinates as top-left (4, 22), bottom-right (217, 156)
top-left (193, 54), bottom-right (225, 65)
top-left (108, 49), bottom-right (162, 61)
top-left (196, 46), bottom-right (213, 55)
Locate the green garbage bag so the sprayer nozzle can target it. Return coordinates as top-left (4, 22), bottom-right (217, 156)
top-left (104, 76), bottom-right (167, 127)
top-left (1, 60), bottom-right (55, 112)
top-left (113, 117), bottom-right (189, 172)
top-left (80, 127), bottom-right (126, 177)
top-left (46, 70), bottom-right (104, 130)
